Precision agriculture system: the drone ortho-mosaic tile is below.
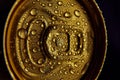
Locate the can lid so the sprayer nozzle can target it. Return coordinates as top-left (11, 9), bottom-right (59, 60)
top-left (3, 0), bottom-right (107, 80)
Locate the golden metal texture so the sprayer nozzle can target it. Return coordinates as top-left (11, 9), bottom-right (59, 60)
top-left (3, 0), bottom-right (107, 80)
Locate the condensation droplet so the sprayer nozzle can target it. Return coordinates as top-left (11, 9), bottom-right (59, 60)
top-left (25, 59), bottom-right (29, 63)
top-left (40, 68), bottom-right (45, 73)
top-left (74, 10), bottom-right (80, 17)
top-left (32, 1), bottom-right (36, 4)
top-left (36, 20), bottom-right (40, 24)
top-left (53, 56), bottom-right (57, 59)
top-left (64, 71), bottom-right (68, 74)
top-left (51, 47), bottom-right (55, 52)
top-left (36, 0), bottom-right (40, 2)
top-left (41, 3), bottom-right (46, 7)
top-left (49, 61), bottom-right (52, 65)
top-left (58, 62), bottom-right (61, 65)
top-left (71, 3), bottom-right (74, 6)
top-left (50, 66), bottom-right (54, 69)
top-left (24, 68), bottom-right (28, 72)
top-left (76, 21), bottom-right (80, 25)
top-left (48, 3), bottom-right (52, 7)
top-left (78, 33), bottom-right (81, 37)
top-left (59, 70), bottom-right (62, 74)
top-left (82, 18), bottom-right (85, 22)
top-left (51, 16), bottom-right (57, 21)
top-left (84, 22), bottom-right (88, 26)
top-left (41, 23), bottom-right (45, 28)
top-left (55, 6), bottom-right (58, 9)
top-left (60, 78), bottom-right (64, 80)
top-left (64, 12), bottom-right (71, 18)
top-left (38, 58), bottom-right (44, 65)
top-left (69, 52), bottom-right (72, 55)
top-left (54, 10), bottom-right (59, 14)
top-left (81, 59), bottom-right (85, 63)
top-left (33, 48), bottom-right (38, 53)
top-left (26, 22), bottom-right (29, 26)
top-left (52, 38), bottom-right (56, 42)
top-left (30, 8), bottom-right (38, 16)
top-left (31, 30), bottom-right (36, 35)
top-left (74, 63), bottom-right (78, 67)
top-left (70, 69), bottom-right (74, 74)
top-left (18, 28), bottom-right (27, 39)
top-left (57, 1), bottom-right (63, 6)
top-left (53, 26), bottom-right (57, 29)
top-left (37, 41), bottom-right (40, 45)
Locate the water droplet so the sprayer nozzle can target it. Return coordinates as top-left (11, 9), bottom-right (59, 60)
top-left (78, 33), bottom-right (81, 37)
top-left (36, 0), bottom-right (40, 1)
top-left (61, 26), bottom-right (64, 28)
top-left (74, 30), bottom-right (77, 33)
top-left (59, 70), bottom-right (62, 74)
top-left (30, 8), bottom-right (37, 16)
top-left (36, 20), bottom-right (41, 24)
top-left (65, 53), bottom-right (68, 56)
top-left (51, 47), bottom-right (55, 52)
top-left (37, 41), bottom-right (40, 45)
top-left (54, 10), bottom-right (59, 14)
top-left (40, 68), bottom-right (45, 73)
top-left (57, 1), bottom-right (63, 6)
top-left (83, 48), bottom-right (86, 51)
top-left (69, 52), bottom-right (72, 55)
top-left (51, 16), bottom-right (57, 20)
top-left (83, 39), bottom-right (86, 42)
top-left (48, 3), bottom-right (52, 7)
top-left (25, 59), bottom-right (29, 63)
top-left (24, 68), bottom-right (28, 72)
top-left (55, 6), bottom-right (58, 9)
top-left (53, 26), bottom-right (57, 29)
top-left (81, 59), bottom-right (85, 63)
top-left (74, 10), bottom-right (80, 17)
top-left (49, 61), bottom-right (52, 65)
top-left (84, 22), bottom-right (88, 26)
top-left (70, 69), bottom-right (74, 74)
top-left (71, 3), bottom-right (74, 6)
top-left (41, 3), bottom-right (46, 7)
top-left (18, 28), bottom-right (27, 39)
top-left (64, 71), bottom-right (68, 74)
top-left (41, 23), bottom-right (45, 28)
top-left (76, 21), bottom-right (80, 25)
top-left (65, 29), bottom-right (68, 32)
top-left (74, 63), bottom-right (78, 67)
top-left (58, 62), bottom-right (61, 65)
top-left (33, 48), bottom-right (38, 53)
top-left (32, 1), bottom-right (36, 4)
top-left (38, 58), bottom-right (44, 64)
top-left (53, 56), bottom-right (57, 59)
top-left (52, 38), bottom-right (56, 42)
top-left (82, 18), bottom-right (85, 22)
top-left (60, 78), bottom-right (64, 80)
top-left (23, 49), bottom-right (27, 53)
top-left (31, 30), bottom-right (36, 35)
top-left (26, 22), bottom-right (29, 26)
top-left (64, 12), bottom-right (71, 18)
top-left (50, 66), bottom-right (54, 69)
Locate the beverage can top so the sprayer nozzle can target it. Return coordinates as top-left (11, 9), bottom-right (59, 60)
top-left (3, 0), bottom-right (107, 80)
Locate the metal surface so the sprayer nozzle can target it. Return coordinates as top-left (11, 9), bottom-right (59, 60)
top-left (3, 0), bottom-right (107, 80)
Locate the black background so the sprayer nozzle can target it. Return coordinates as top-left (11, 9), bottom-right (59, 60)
top-left (0, 0), bottom-right (120, 80)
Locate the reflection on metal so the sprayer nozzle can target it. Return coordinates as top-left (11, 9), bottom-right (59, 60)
top-left (3, 0), bottom-right (107, 80)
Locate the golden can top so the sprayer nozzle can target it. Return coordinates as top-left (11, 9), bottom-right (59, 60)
top-left (3, 0), bottom-right (107, 80)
